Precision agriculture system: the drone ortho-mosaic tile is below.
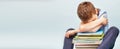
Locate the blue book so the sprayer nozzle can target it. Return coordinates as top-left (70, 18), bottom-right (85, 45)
top-left (77, 29), bottom-right (104, 37)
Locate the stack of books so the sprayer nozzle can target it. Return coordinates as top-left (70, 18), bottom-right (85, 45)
top-left (73, 30), bottom-right (104, 49)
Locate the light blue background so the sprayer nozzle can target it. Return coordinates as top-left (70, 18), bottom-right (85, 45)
top-left (0, 0), bottom-right (120, 49)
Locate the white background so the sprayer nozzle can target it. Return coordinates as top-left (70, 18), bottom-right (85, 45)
top-left (0, 0), bottom-right (120, 49)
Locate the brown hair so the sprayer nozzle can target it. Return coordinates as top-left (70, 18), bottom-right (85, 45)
top-left (77, 1), bottom-right (96, 23)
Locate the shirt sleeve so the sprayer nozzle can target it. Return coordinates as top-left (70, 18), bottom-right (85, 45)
top-left (98, 10), bottom-right (109, 34)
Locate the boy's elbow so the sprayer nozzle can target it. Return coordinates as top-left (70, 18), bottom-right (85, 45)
top-left (91, 30), bottom-right (97, 32)
top-left (79, 26), bottom-right (87, 32)
top-left (90, 29), bottom-right (97, 32)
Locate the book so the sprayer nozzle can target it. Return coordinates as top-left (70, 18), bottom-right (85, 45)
top-left (73, 39), bottom-right (102, 44)
top-left (73, 34), bottom-right (104, 41)
top-left (74, 30), bottom-right (104, 49)
top-left (75, 45), bottom-right (98, 48)
top-left (76, 47), bottom-right (97, 49)
top-left (75, 45), bottom-right (99, 49)
top-left (77, 29), bottom-right (104, 37)
top-left (74, 39), bottom-right (102, 46)
top-left (73, 32), bottom-right (104, 44)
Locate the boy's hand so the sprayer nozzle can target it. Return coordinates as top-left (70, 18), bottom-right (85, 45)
top-left (65, 30), bottom-right (76, 38)
top-left (100, 15), bottom-right (108, 25)
top-left (102, 18), bottom-right (108, 25)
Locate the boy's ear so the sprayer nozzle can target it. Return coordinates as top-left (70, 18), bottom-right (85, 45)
top-left (95, 8), bottom-right (100, 15)
top-left (95, 8), bottom-right (98, 14)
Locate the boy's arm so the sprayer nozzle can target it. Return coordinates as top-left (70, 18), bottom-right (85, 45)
top-left (79, 19), bottom-right (102, 32)
top-left (65, 16), bottom-right (108, 38)
top-left (89, 24), bottom-right (102, 32)
top-left (78, 16), bottom-right (107, 32)
top-left (65, 24), bottom-right (102, 38)
top-left (65, 23), bottom-right (102, 38)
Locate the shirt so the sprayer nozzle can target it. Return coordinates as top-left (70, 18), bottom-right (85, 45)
top-left (98, 10), bottom-right (109, 34)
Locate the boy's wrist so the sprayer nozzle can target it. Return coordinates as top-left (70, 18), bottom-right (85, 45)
top-left (74, 29), bottom-right (80, 33)
top-left (99, 17), bottom-right (105, 25)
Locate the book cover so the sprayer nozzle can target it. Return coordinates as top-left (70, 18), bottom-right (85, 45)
top-left (77, 29), bottom-right (104, 36)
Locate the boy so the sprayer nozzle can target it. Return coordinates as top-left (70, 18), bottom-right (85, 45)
top-left (63, 1), bottom-right (119, 49)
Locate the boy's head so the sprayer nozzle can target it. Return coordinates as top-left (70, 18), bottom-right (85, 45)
top-left (77, 1), bottom-right (97, 23)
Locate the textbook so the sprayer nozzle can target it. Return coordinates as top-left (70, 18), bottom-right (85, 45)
top-left (73, 30), bottom-right (104, 49)
top-left (74, 40), bottom-right (102, 49)
top-left (73, 30), bottom-right (104, 43)
top-left (77, 29), bottom-right (104, 37)
top-left (75, 40), bottom-right (101, 46)
top-left (73, 38), bottom-right (102, 44)
top-left (75, 43), bottom-right (99, 49)
top-left (73, 34), bottom-right (104, 43)
top-left (76, 46), bottom-right (98, 49)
